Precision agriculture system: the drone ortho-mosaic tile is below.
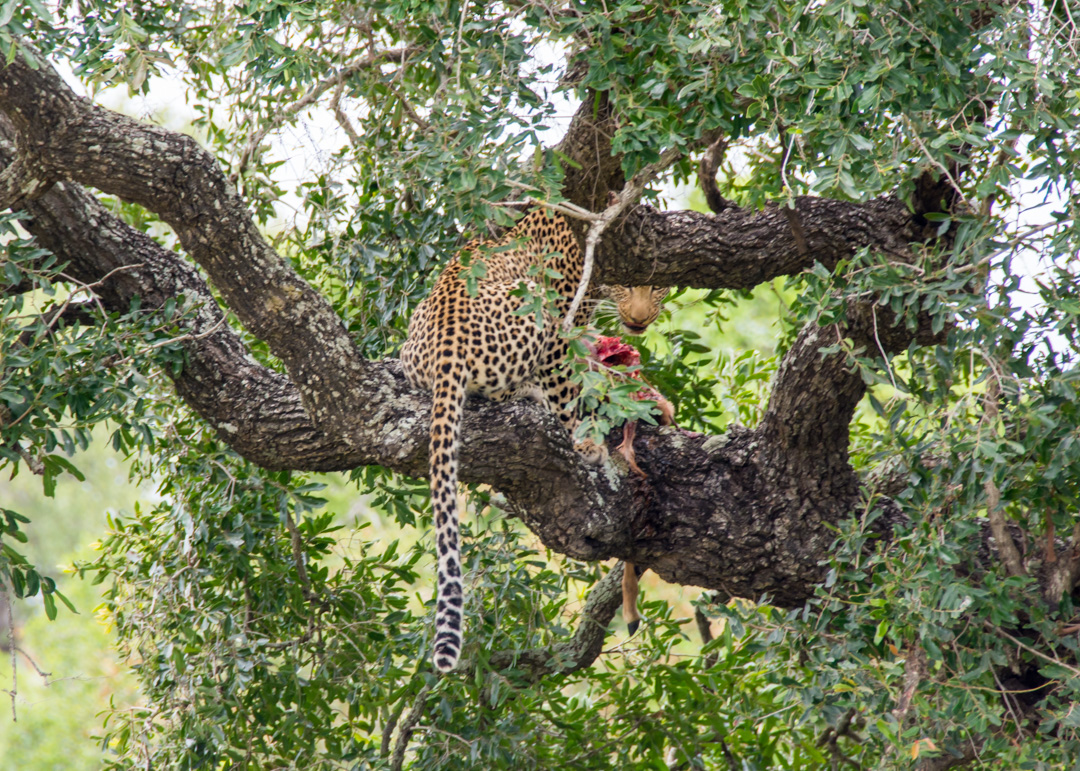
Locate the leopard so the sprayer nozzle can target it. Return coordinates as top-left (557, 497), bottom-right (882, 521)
top-left (602, 285), bottom-right (670, 335)
top-left (401, 208), bottom-right (668, 672)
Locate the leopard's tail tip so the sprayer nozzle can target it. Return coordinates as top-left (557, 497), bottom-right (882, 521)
top-left (433, 640), bottom-right (460, 673)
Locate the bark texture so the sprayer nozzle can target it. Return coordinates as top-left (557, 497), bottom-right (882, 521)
top-left (0, 50), bottom-right (942, 606)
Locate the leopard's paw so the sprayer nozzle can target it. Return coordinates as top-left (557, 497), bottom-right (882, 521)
top-left (574, 437), bottom-right (609, 465)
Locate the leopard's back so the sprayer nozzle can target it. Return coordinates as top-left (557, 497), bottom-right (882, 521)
top-left (401, 210), bottom-right (584, 392)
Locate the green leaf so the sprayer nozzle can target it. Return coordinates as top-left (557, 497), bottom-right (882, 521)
top-left (54, 589), bottom-right (78, 614)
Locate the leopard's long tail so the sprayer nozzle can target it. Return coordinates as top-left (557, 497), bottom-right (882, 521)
top-left (429, 364), bottom-right (468, 672)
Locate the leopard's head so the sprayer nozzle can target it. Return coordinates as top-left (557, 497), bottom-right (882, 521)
top-left (602, 286), bottom-right (670, 335)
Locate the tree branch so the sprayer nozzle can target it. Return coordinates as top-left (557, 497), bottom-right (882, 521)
top-left (232, 46), bottom-right (420, 180)
top-left (981, 369), bottom-right (1026, 579)
top-left (1046, 522), bottom-right (1080, 605)
top-left (4, 155), bottom-right (861, 602)
top-left (487, 561), bottom-right (626, 680)
top-left (0, 51), bottom-right (951, 608)
top-left (16, 301), bottom-right (99, 346)
top-left (390, 682), bottom-right (433, 771)
top-left (0, 148), bottom-right (50, 210)
top-left (698, 136), bottom-right (737, 215)
top-left (562, 143), bottom-right (687, 332)
top-left (554, 91), bottom-right (625, 214)
top-left (985, 621), bottom-right (1080, 679)
top-left (592, 196), bottom-right (924, 289)
top-left (893, 642), bottom-right (928, 725)
top-left (0, 47), bottom-right (374, 447)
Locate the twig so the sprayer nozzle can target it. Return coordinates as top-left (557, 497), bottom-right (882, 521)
top-left (991, 667), bottom-right (1024, 732)
top-left (0, 276), bottom-right (38, 295)
top-left (816, 708), bottom-right (865, 770)
top-left (13, 443), bottom-right (43, 475)
top-left (16, 302), bottom-right (99, 347)
top-left (143, 314), bottom-right (228, 350)
top-left (892, 642), bottom-right (927, 724)
top-left (986, 621), bottom-right (1080, 678)
top-left (283, 509), bottom-right (313, 599)
top-left (486, 561), bottom-right (626, 679)
top-left (562, 145), bottom-right (684, 333)
top-left (381, 699), bottom-right (407, 757)
top-left (980, 367), bottom-right (1025, 578)
top-left (667, 732), bottom-right (739, 771)
top-left (978, 133), bottom-right (1020, 218)
top-left (0, 403), bottom-right (40, 476)
top-left (22, 263), bottom-right (146, 352)
top-left (390, 682), bottom-right (433, 771)
top-left (871, 306), bottom-right (899, 391)
top-left (494, 194), bottom-right (601, 223)
top-left (902, 116), bottom-right (972, 212)
top-left (232, 46), bottom-right (418, 181)
top-left (329, 79), bottom-right (361, 145)
top-left (384, 81), bottom-right (430, 132)
top-left (954, 220), bottom-right (1066, 271)
top-left (13, 646), bottom-right (51, 680)
top-left (777, 122), bottom-right (800, 201)
top-left (57, 262), bottom-right (146, 295)
top-left (102, 313), bottom-right (229, 371)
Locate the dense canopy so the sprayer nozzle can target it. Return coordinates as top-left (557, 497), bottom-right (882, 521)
top-left (1, 1), bottom-right (1079, 769)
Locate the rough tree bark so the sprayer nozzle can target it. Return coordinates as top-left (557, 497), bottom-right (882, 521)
top-left (0, 48), bottom-right (944, 613)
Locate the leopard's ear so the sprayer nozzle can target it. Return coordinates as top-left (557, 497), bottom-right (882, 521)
top-left (598, 285), bottom-right (628, 300)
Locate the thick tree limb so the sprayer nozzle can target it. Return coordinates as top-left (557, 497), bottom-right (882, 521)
top-left (893, 642), bottom-right (928, 725)
top-left (1046, 522), bottom-right (1080, 605)
top-left (0, 149), bottom-right (50, 210)
top-left (0, 166), bottom-right (346, 470)
top-left (554, 91), bottom-right (625, 214)
top-left (550, 95), bottom-right (930, 290)
top-left (0, 48), bottom-right (372, 448)
top-left (0, 50), bottom-right (944, 606)
top-left (593, 197), bottom-right (925, 289)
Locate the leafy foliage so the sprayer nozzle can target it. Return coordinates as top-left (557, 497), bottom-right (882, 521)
top-left (3, 0), bottom-right (1080, 769)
